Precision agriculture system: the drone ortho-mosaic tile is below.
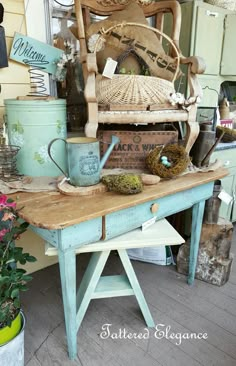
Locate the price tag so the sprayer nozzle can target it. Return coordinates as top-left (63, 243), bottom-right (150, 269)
top-left (218, 190), bottom-right (233, 205)
top-left (102, 57), bottom-right (118, 79)
top-left (142, 217), bottom-right (156, 231)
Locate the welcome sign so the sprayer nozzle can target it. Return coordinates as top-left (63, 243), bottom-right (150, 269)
top-left (10, 32), bottom-right (64, 75)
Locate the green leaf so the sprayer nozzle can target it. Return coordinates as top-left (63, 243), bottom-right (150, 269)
top-left (22, 275), bottom-right (32, 282)
top-left (11, 288), bottom-right (19, 299)
top-left (27, 255), bottom-right (37, 262)
top-left (13, 298), bottom-right (20, 308)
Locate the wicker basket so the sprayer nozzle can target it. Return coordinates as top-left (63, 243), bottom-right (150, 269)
top-left (94, 22), bottom-right (180, 106)
top-left (96, 74), bottom-right (175, 105)
top-left (204, 0), bottom-right (236, 11)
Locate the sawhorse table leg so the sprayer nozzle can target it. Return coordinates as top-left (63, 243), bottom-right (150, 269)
top-left (76, 249), bottom-right (155, 332)
top-left (58, 248), bottom-right (155, 360)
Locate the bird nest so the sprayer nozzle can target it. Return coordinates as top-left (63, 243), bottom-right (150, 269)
top-left (216, 126), bottom-right (236, 143)
top-left (145, 144), bottom-right (190, 178)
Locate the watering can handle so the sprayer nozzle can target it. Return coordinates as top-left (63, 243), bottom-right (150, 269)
top-left (48, 138), bottom-right (68, 178)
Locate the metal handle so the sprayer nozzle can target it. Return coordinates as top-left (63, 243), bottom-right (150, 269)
top-left (48, 138), bottom-right (68, 177)
top-left (206, 10), bottom-right (219, 17)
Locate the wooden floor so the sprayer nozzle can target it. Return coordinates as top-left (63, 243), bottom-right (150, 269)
top-left (22, 226), bottom-right (236, 366)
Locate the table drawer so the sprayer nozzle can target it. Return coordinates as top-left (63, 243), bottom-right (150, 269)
top-left (104, 200), bottom-right (159, 240)
top-left (104, 182), bottom-right (214, 240)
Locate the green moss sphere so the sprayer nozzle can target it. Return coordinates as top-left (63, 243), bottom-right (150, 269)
top-left (102, 174), bottom-right (143, 194)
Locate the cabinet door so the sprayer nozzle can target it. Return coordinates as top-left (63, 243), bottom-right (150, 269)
top-left (221, 14), bottom-right (236, 75)
top-left (194, 6), bottom-right (224, 75)
top-left (198, 76), bottom-right (221, 107)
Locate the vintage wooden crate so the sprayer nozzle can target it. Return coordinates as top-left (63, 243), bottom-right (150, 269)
top-left (98, 127), bottom-right (178, 169)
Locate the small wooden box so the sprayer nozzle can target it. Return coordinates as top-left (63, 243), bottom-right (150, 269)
top-left (98, 127), bottom-right (178, 169)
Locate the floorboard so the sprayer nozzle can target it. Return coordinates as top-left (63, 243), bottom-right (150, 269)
top-left (22, 224), bottom-right (236, 366)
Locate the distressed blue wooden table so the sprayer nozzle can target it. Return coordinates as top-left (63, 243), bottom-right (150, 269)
top-left (14, 168), bottom-right (228, 359)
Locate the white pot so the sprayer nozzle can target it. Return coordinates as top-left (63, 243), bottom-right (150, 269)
top-left (0, 311), bottom-right (25, 366)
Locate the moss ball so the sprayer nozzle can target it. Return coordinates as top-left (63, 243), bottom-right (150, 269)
top-left (102, 174), bottom-right (143, 194)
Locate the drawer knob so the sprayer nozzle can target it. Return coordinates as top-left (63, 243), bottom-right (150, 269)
top-left (151, 203), bottom-right (158, 213)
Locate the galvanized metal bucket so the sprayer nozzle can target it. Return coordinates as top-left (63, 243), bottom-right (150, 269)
top-left (0, 311), bottom-right (25, 366)
top-left (48, 135), bottom-right (120, 187)
top-left (4, 99), bottom-right (67, 177)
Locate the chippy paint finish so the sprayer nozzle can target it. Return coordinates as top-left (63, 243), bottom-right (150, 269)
top-left (75, 249), bottom-right (155, 331)
top-left (5, 99), bottom-right (67, 177)
top-left (32, 217), bottom-right (103, 250)
top-left (105, 183), bottom-right (211, 240)
top-left (10, 32), bottom-right (64, 75)
top-left (29, 181), bottom-right (214, 360)
top-left (48, 135), bottom-right (120, 187)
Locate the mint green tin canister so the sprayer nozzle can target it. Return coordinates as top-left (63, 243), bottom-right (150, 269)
top-left (4, 99), bottom-right (67, 177)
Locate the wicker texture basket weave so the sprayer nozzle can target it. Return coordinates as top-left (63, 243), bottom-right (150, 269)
top-left (204, 0), bottom-right (236, 11)
top-left (96, 74), bottom-right (175, 105)
top-left (94, 22), bottom-right (180, 106)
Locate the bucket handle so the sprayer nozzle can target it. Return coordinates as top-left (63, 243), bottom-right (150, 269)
top-left (48, 138), bottom-right (68, 178)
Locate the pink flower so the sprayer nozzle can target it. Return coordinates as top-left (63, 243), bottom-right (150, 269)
top-left (0, 228), bottom-right (10, 241)
top-left (0, 195), bottom-right (16, 209)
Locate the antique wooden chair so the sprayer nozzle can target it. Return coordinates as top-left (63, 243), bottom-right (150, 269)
top-left (74, 0), bottom-right (206, 153)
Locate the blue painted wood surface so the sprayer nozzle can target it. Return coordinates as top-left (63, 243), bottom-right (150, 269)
top-left (10, 32), bottom-right (63, 75)
top-left (30, 180), bottom-right (216, 360)
top-left (75, 248), bottom-right (154, 342)
top-left (58, 249), bottom-right (77, 360)
top-left (76, 250), bottom-right (110, 331)
top-left (105, 183), bottom-right (213, 240)
top-left (32, 217), bottom-right (102, 250)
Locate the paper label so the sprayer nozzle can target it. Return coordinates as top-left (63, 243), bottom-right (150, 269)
top-left (142, 217), bottom-right (156, 231)
top-left (218, 190), bottom-right (233, 205)
top-left (102, 57), bottom-right (118, 79)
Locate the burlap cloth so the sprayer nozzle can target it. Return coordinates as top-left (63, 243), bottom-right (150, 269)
top-left (0, 176), bottom-right (60, 194)
top-left (101, 159), bottom-right (224, 177)
top-left (0, 159), bottom-right (223, 194)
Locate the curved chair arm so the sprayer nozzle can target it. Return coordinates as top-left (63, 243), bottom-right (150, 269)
top-left (180, 55), bottom-right (206, 101)
top-left (180, 56), bottom-right (206, 75)
top-left (84, 53), bottom-right (98, 102)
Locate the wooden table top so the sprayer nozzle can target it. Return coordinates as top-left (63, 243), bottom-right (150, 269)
top-left (10, 168), bottom-right (228, 230)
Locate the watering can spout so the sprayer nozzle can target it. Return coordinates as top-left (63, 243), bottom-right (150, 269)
top-left (100, 135), bottom-right (120, 170)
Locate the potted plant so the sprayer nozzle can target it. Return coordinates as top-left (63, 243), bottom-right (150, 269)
top-left (0, 194), bottom-right (36, 364)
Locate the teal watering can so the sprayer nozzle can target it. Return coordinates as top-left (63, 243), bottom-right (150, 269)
top-left (48, 135), bottom-right (120, 187)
